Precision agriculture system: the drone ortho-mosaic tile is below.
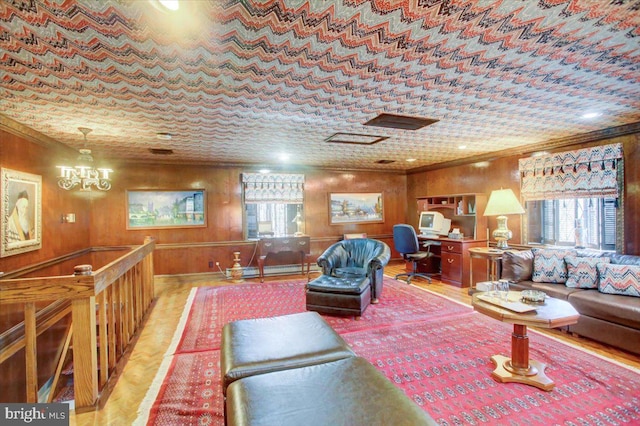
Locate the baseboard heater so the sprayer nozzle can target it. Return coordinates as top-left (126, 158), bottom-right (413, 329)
top-left (226, 264), bottom-right (320, 279)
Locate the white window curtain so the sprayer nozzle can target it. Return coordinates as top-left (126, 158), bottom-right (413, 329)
top-left (519, 143), bottom-right (623, 201)
top-left (242, 173), bottom-right (304, 203)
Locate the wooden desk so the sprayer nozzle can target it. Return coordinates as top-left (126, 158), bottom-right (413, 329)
top-left (472, 292), bottom-right (579, 391)
top-left (468, 247), bottom-right (504, 295)
top-left (417, 236), bottom-right (487, 288)
top-left (257, 236), bottom-right (311, 282)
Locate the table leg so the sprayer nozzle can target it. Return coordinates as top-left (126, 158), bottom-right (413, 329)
top-left (257, 256), bottom-right (266, 283)
top-left (490, 324), bottom-right (555, 391)
top-left (468, 255), bottom-right (475, 295)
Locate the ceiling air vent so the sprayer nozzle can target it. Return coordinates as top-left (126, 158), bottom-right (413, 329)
top-left (149, 148), bottom-right (174, 155)
top-left (364, 113), bottom-right (438, 130)
top-left (325, 133), bottom-right (388, 145)
top-left (376, 159), bottom-right (395, 164)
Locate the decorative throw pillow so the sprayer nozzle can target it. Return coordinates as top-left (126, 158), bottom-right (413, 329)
top-left (501, 250), bottom-right (534, 282)
top-left (532, 248), bottom-right (577, 284)
top-left (597, 264), bottom-right (640, 297)
top-left (565, 256), bottom-right (610, 288)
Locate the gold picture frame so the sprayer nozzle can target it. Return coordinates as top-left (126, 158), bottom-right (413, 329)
top-left (1, 168), bottom-right (42, 257)
top-left (126, 189), bottom-right (206, 229)
top-left (329, 192), bottom-right (384, 225)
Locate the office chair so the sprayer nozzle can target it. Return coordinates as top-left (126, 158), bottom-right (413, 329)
top-left (393, 224), bottom-right (437, 284)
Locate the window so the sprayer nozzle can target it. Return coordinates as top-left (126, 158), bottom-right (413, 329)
top-left (242, 173), bottom-right (304, 239)
top-left (519, 143), bottom-right (623, 252)
top-left (245, 203), bottom-right (302, 239)
top-left (525, 197), bottom-right (616, 250)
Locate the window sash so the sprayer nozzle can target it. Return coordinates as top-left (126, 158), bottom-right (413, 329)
top-left (528, 198), bottom-right (615, 251)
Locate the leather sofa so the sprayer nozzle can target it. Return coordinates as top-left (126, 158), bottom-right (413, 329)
top-left (501, 249), bottom-right (640, 355)
top-left (315, 238), bottom-right (391, 303)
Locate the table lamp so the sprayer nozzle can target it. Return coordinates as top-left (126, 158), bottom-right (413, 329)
top-left (483, 188), bottom-right (525, 250)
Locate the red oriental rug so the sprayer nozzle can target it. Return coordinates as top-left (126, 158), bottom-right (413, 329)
top-left (135, 278), bottom-right (640, 426)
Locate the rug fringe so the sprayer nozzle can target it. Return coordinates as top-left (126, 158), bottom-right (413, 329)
top-left (133, 287), bottom-right (199, 426)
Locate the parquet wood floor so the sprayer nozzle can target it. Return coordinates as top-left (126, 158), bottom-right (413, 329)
top-left (71, 260), bottom-right (640, 425)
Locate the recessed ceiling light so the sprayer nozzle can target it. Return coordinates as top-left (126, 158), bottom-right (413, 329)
top-left (581, 112), bottom-right (601, 119)
top-left (157, 0), bottom-right (179, 11)
top-left (458, 145), bottom-right (467, 150)
top-left (406, 158), bottom-right (417, 162)
top-left (279, 153), bottom-right (290, 161)
top-left (156, 132), bottom-right (172, 140)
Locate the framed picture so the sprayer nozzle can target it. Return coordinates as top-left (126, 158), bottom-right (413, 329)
top-left (126, 190), bottom-right (206, 229)
top-left (1, 168), bottom-right (42, 257)
top-left (329, 192), bottom-right (384, 225)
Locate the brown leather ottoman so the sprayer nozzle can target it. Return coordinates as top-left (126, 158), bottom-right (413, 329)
top-left (226, 356), bottom-right (437, 426)
top-left (305, 275), bottom-right (371, 318)
top-left (220, 311), bottom-right (355, 395)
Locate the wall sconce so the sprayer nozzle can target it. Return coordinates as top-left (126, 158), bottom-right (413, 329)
top-left (483, 188), bottom-right (525, 250)
top-left (57, 127), bottom-right (113, 191)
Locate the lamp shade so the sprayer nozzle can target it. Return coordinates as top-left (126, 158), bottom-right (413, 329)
top-left (483, 188), bottom-right (525, 216)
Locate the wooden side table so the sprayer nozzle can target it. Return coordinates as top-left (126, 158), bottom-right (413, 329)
top-left (472, 292), bottom-right (579, 391)
top-left (257, 236), bottom-right (311, 282)
top-left (468, 247), bottom-right (504, 295)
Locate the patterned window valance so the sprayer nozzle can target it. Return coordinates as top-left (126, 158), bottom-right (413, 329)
top-left (519, 143), bottom-right (623, 201)
top-left (242, 173), bottom-right (305, 203)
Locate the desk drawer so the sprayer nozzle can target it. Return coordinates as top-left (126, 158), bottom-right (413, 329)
top-left (441, 242), bottom-right (462, 254)
top-left (260, 237), bottom-right (310, 254)
top-left (441, 252), bottom-right (462, 283)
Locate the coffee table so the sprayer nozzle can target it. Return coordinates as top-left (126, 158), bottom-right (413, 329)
top-left (472, 291), bottom-right (579, 391)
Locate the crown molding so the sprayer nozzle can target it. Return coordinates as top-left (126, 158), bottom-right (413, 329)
top-left (0, 114), bottom-right (77, 155)
top-left (407, 121), bottom-right (640, 174)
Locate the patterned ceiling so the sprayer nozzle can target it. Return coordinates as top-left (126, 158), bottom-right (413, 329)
top-left (1, 0), bottom-right (639, 171)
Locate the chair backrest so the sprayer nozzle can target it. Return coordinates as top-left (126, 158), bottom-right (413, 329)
top-left (393, 224), bottom-right (420, 256)
top-left (343, 233), bottom-right (367, 240)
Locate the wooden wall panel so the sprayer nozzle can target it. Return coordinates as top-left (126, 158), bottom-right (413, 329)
top-left (86, 165), bottom-right (406, 274)
top-left (622, 135), bottom-right (640, 255)
top-left (408, 134), bottom-right (640, 254)
top-left (0, 129), bottom-right (91, 273)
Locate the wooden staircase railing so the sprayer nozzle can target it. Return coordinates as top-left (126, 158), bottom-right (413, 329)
top-left (0, 237), bottom-right (155, 411)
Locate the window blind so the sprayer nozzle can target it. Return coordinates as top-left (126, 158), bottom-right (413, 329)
top-left (242, 173), bottom-right (305, 203)
top-left (519, 143), bottom-right (623, 201)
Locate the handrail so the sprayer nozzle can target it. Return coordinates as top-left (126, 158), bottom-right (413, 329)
top-left (0, 237), bottom-right (155, 411)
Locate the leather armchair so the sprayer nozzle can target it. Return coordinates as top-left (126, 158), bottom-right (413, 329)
top-left (316, 239), bottom-right (391, 303)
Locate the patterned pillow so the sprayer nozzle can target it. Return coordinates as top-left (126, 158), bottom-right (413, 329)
top-left (597, 264), bottom-right (640, 297)
top-left (532, 248), bottom-right (577, 284)
top-left (565, 256), bottom-right (610, 289)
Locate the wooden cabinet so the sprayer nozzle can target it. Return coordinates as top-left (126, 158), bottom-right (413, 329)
top-left (416, 193), bottom-right (487, 240)
top-left (419, 237), bottom-right (487, 288)
top-left (441, 241), bottom-right (463, 284)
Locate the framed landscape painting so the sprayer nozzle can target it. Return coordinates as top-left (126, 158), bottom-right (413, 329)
top-left (329, 192), bottom-right (383, 225)
top-left (126, 190), bottom-right (206, 229)
top-left (1, 168), bottom-right (42, 257)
